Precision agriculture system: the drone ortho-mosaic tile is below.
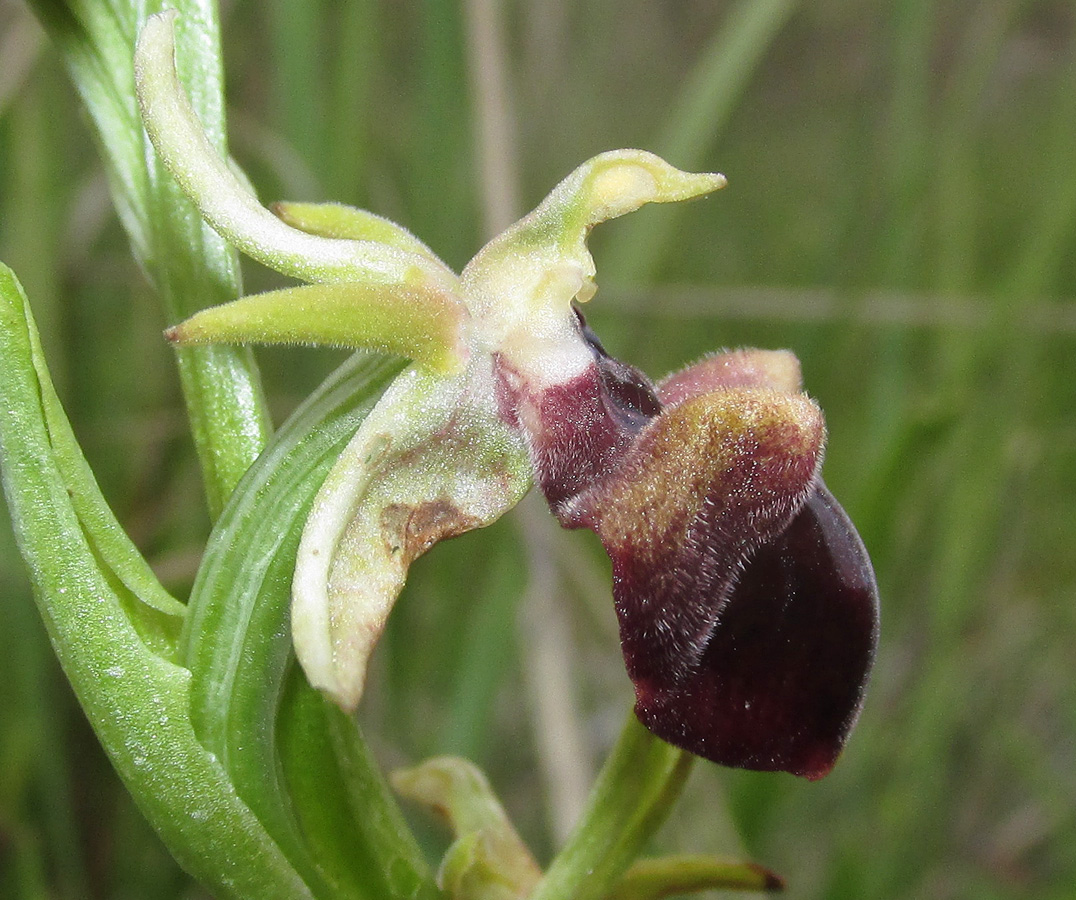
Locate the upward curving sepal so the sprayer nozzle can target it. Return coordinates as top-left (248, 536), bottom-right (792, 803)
top-left (135, 12), bottom-right (456, 292)
top-left (463, 152), bottom-right (725, 385)
top-left (527, 149), bottom-right (727, 242)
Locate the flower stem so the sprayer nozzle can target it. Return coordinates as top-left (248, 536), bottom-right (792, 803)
top-left (528, 713), bottom-right (694, 900)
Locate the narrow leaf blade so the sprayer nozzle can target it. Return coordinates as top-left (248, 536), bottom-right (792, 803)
top-left (0, 262), bottom-right (312, 899)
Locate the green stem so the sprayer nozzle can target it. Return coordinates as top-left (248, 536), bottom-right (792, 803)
top-left (25, 0), bottom-right (274, 517)
top-left (529, 713), bottom-right (694, 900)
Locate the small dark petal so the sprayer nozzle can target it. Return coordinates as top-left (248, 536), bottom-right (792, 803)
top-left (577, 308), bottom-right (663, 427)
top-left (500, 311), bottom-right (662, 515)
top-left (630, 484), bottom-right (879, 780)
top-left (523, 366), bottom-right (642, 511)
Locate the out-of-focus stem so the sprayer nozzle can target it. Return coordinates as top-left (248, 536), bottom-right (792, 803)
top-left (528, 713), bottom-right (694, 900)
top-left (517, 495), bottom-right (593, 843)
top-left (463, 0), bottom-right (519, 236)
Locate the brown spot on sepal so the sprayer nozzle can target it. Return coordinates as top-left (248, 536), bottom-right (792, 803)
top-left (380, 500), bottom-right (485, 567)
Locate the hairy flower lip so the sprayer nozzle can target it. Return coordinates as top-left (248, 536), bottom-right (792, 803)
top-left (512, 325), bottom-right (878, 779)
top-left (629, 482), bottom-right (879, 780)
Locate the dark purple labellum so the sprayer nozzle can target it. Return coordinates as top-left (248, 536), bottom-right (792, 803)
top-left (627, 483), bottom-right (878, 780)
top-left (517, 328), bottom-right (879, 779)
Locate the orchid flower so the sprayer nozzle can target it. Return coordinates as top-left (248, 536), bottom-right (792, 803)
top-left (136, 11), bottom-right (878, 781)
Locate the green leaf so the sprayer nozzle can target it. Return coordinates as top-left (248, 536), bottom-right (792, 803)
top-left (180, 348), bottom-right (440, 899)
top-left (0, 262), bottom-right (311, 899)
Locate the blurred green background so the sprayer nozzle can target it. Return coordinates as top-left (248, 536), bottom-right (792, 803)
top-left (1, 0), bottom-right (1074, 898)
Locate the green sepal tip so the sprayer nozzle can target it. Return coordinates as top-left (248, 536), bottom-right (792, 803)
top-left (167, 281), bottom-right (470, 374)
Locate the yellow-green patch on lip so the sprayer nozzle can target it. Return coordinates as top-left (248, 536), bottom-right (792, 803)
top-left (590, 388), bottom-right (824, 558)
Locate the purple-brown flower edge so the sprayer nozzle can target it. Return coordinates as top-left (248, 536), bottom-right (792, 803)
top-left (523, 321), bottom-right (879, 780)
top-left (619, 479), bottom-right (878, 780)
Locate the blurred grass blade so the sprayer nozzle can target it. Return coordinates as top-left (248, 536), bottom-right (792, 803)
top-left (439, 544), bottom-right (525, 761)
top-left (26, 0), bottom-right (271, 516)
top-left (603, 0), bottom-right (798, 284)
top-left (180, 351), bottom-right (439, 900)
top-left (0, 262), bottom-right (312, 899)
top-left (25, 0), bottom-right (153, 256)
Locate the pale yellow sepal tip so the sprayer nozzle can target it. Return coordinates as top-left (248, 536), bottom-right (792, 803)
top-left (580, 151), bottom-right (726, 225)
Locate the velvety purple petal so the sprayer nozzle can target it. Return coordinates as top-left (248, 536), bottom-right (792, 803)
top-left (629, 484), bottom-right (879, 779)
top-left (499, 309), bottom-right (662, 516)
top-left (503, 309), bottom-right (877, 778)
